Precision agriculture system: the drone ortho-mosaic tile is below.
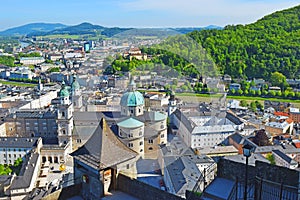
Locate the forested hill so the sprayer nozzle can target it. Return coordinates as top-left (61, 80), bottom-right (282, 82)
top-left (188, 5), bottom-right (300, 80)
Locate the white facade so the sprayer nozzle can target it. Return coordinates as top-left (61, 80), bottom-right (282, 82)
top-left (172, 110), bottom-right (235, 148)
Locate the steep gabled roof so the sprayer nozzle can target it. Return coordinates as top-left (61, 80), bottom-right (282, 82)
top-left (71, 118), bottom-right (138, 170)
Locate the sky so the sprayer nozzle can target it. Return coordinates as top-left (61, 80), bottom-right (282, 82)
top-left (0, 0), bottom-right (299, 31)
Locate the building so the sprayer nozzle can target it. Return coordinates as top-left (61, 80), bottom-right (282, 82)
top-left (20, 57), bottom-right (45, 65)
top-left (0, 137), bottom-right (42, 165)
top-left (171, 109), bottom-right (235, 149)
top-left (159, 136), bottom-right (216, 198)
top-left (228, 133), bottom-right (258, 155)
top-left (71, 118), bottom-right (139, 199)
top-left (264, 100), bottom-right (291, 112)
top-left (47, 53), bottom-right (63, 61)
top-left (290, 108), bottom-right (300, 123)
top-left (123, 47), bottom-right (147, 61)
top-left (272, 150), bottom-right (298, 169)
top-left (265, 118), bottom-right (294, 136)
top-left (5, 152), bottom-right (41, 198)
top-left (70, 75), bottom-right (83, 110)
top-left (109, 79), bottom-right (168, 158)
top-left (5, 81), bottom-right (75, 163)
top-left (229, 83), bottom-right (241, 91)
top-left (10, 66), bottom-right (35, 80)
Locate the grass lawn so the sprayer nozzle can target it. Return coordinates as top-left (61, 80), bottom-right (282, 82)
top-left (39, 34), bottom-right (81, 39)
top-left (176, 92), bottom-right (300, 108)
top-left (0, 80), bottom-right (36, 87)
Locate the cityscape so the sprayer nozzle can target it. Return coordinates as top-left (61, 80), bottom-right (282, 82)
top-left (0, 1), bottom-right (300, 200)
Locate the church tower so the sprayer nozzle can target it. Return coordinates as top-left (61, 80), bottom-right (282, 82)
top-left (71, 75), bottom-right (83, 110)
top-left (168, 90), bottom-right (177, 116)
top-left (57, 81), bottom-right (74, 151)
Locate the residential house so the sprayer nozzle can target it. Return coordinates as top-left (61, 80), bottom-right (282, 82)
top-left (272, 150), bottom-right (298, 169)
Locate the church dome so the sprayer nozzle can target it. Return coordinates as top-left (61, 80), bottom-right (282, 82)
top-left (71, 76), bottom-right (80, 90)
top-left (120, 91), bottom-right (144, 107)
top-left (59, 81), bottom-right (70, 97)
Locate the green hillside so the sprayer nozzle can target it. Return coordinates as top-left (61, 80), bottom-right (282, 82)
top-left (188, 5), bottom-right (300, 80)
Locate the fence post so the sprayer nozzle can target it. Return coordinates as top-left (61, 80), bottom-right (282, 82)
top-left (258, 178), bottom-right (263, 200)
top-left (279, 182), bottom-right (283, 200)
top-left (236, 177), bottom-right (238, 200)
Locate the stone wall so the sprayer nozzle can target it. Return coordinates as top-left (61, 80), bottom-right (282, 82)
top-left (217, 159), bottom-right (300, 187)
top-left (117, 174), bottom-right (184, 200)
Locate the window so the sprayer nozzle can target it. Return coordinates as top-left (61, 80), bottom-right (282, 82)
top-left (126, 164), bottom-right (130, 169)
top-left (161, 134), bottom-right (164, 138)
top-left (62, 112), bottom-right (65, 117)
top-left (148, 139), bottom-right (153, 144)
top-left (139, 131), bottom-right (142, 136)
top-left (139, 141), bottom-right (143, 146)
top-left (128, 143), bottom-right (133, 148)
top-left (129, 133), bottom-right (133, 138)
top-left (161, 125), bottom-right (164, 129)
top-left (140, 149), bottom-right (143, 152)
top-left (77, 139), bottom-right (82, 143)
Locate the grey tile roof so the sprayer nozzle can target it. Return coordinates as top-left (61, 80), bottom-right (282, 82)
top-left (272, 150), bottom-right (293, 164)
top-left (73, 111), bottom-right (103, 125)
top-left (165, 158), bottom-right (186, 193)
top-left (0, 137), bottom-right (40, 148)
top-left (173, 109), bottom-right (193, 132)
top-left (15, 110), bottom-right (56, 119)
top-left (71, 118), bottom-right (138, 170)
top-left (226, 112), bottom-right (243, 125)
top-left (9, 152), bottom-right (39, 190)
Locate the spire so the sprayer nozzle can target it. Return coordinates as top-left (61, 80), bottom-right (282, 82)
top-left (128, 76), bottom-right (136, 92)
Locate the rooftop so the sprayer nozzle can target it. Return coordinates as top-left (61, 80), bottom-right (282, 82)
top-left (71, 118), bottom-right (138, 170)
top-left (9, 152), bottom-right (39, 190)
top-left (0, 137), bottom-right (40, 148)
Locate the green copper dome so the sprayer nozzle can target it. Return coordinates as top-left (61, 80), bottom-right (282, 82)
top-left (71, 76), bottom-right (80, 90)
top-left (120, 91), bottom-right (144, 107)
top-left (59, 81), bottom-right (70, 97)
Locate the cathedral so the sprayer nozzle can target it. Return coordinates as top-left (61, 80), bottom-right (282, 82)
top-left (104, 78), bottom-right (168, 158)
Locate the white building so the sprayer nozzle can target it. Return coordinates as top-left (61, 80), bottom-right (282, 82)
top-left (0, 137), bottom-right (42, 165)
top-left (272, 150), bottom-right (298, 169)
top-left (20, 57), bottom-right (45, 65)
top-left (172, 109), bottom-right (235, 149)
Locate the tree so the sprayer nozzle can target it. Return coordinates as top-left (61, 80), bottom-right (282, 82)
top-left (255, 101), bottom-right (263, 111)
top-left (13, 158), bottom-right (23, 167)
top-left (239, 100), bottom-right (248, 107)
top-left (252, 129), bottom-right (270, 146)
top-left (249, 101), bottom-right (257, 112)
top-left (266, 153), bottom-right (276, 165)
top-left (270, 72), bottom-right (288, 91)
top-left (47, 67), bottom-right (60, 73)
top-left (237, 89), bottom-right (243, 95)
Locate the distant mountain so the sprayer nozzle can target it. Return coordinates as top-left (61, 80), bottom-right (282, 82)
top-left (0, 23), bottom-right (67, 36)
top-left (171, 25), bottom-right (222, 34)
top-left (0, 22), bottom-right (223, 38)
top-left (29, 22), bottom-right (132, 37)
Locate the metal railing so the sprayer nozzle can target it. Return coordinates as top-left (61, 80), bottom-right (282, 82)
top-left (227, 177), bottom-right (299, 200)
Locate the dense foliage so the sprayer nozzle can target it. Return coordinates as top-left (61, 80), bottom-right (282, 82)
top-left (0, 55), bottom-right (15, 67)
top-left (107, 35), bottom-right (219, 78)
top-left (188, 5), bottom-right (300, 80)
top-left (18, 52), bottom-right (41, 58)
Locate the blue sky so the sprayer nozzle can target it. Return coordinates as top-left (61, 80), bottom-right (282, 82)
top-left (0, 0), bottom-right (299, 31)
